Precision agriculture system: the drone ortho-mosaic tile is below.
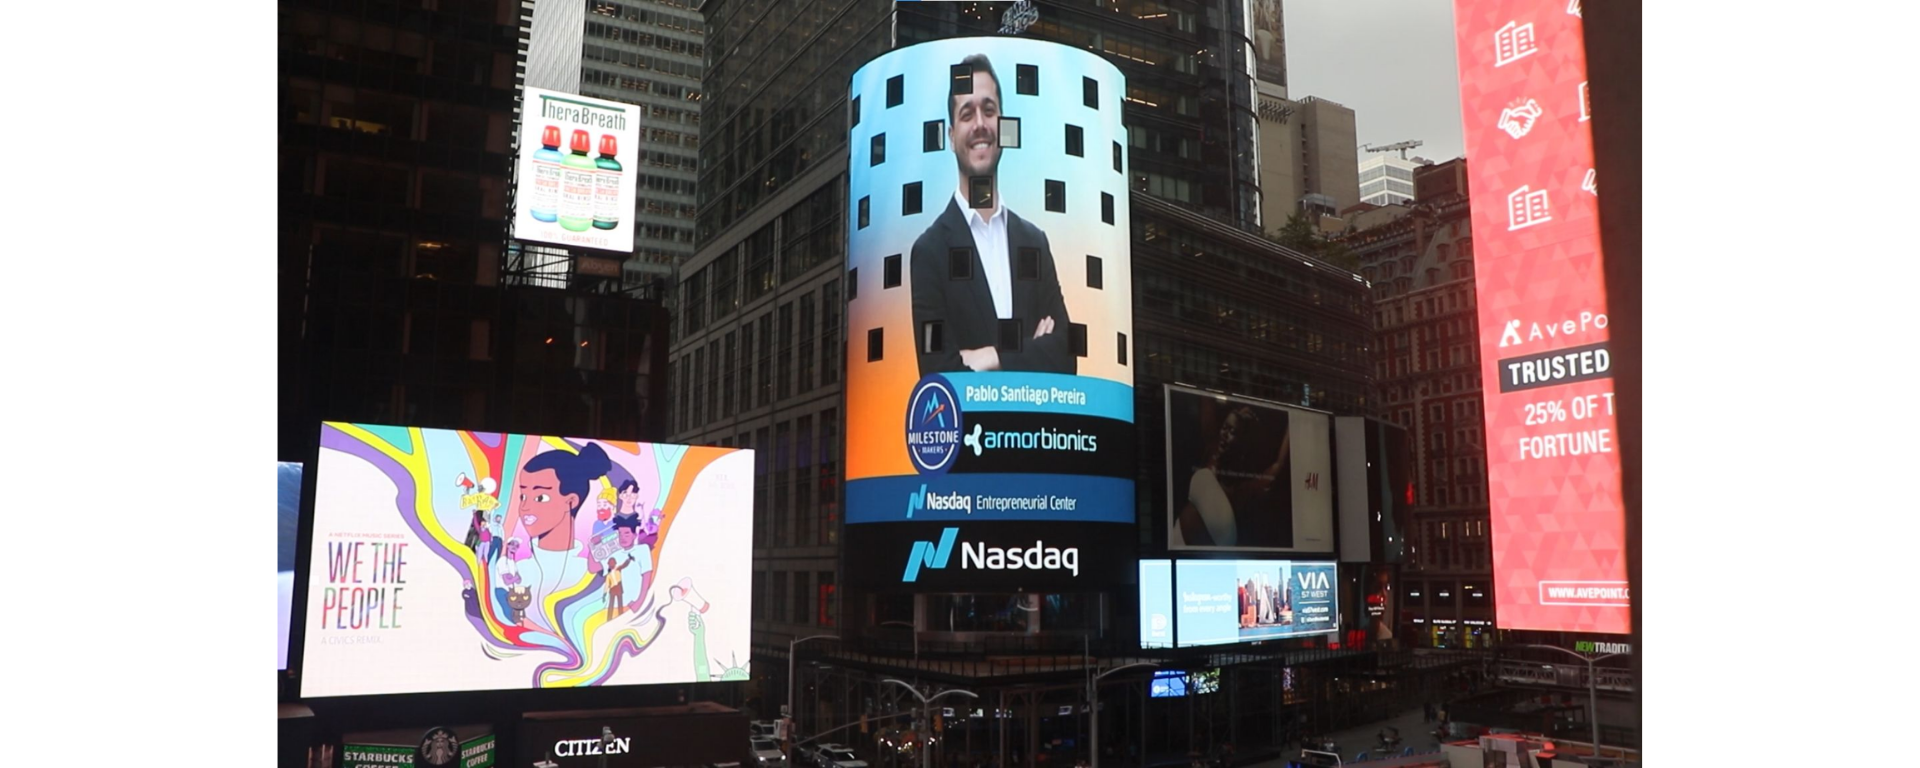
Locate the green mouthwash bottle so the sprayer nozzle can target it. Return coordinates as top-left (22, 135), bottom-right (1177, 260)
top-left (593, 134), bottom-right (623, 231)
top-left (531, 125), bottom-right (563, 223)
top-left (560, 129), bottom-right (597, 232)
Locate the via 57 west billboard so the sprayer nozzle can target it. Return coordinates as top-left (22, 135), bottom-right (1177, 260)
top-left (840, 38), bottom-right (1136, 591)
top-left (1170, 560), bottom-right (1338, 648)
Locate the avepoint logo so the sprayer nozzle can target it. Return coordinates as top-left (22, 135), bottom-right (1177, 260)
top-left (1498, 311), bottom-right (1609, 349)
top-left (907, 377), bottom-right (964, 473)
top-left (961, 422), bottom-right (1099, 457)
top-left (902, 528), bottom-right (1080, 582)
top-left (905, 484), bottom-right (972, 519)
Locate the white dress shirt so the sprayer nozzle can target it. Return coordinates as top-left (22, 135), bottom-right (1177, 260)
top-left (955, 188), bottom-right (1013, 319)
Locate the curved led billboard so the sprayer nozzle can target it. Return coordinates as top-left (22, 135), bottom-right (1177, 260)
top-left (1452, 1), bottom-right (1628, 633)
top-left (842, 38), bottom-right (1135, 591)
top-left (299, 423), bottom-right (752, 697)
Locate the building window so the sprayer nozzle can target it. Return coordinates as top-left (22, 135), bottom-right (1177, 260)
top-left (886, 74), bottom-right (904, 107)
top-left (867, 327), bottom-right (884, 362)
top-left (1016, 63), bottom-right (1039, 96)
top-left (870, 133), bottom-right (886, 166)
top-left (1083, 76), bottom-right (1099, 108)
top-left (923, 120), bottom-right (945, 152)
top-left (1065, 124), bottom-right (1084, 156)
top-left (884, 254), bottom-right (903, 288)
top-left (1045, 179), bottom-right (1066, 213)
top-left (902, 181), bottom-right (922, 215)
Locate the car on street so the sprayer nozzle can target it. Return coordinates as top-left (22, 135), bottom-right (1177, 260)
top-left (808, 743), bottom-right (868, 768)
top-left (751, 737), bottom-right (788, 768)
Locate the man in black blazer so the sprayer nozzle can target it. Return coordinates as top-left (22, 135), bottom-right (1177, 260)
top-left (911, 53), bottom-right (1075, 377)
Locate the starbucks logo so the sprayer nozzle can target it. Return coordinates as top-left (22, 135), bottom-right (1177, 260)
top-left (418, 727), bottom-right (459, 767)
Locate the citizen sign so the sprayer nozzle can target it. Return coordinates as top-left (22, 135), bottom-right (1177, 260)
top-left (554, 737), bottom-right (631, 757)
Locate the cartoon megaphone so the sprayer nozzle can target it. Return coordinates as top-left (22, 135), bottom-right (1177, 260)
top-left (671, 577), bottom-right (710, 614)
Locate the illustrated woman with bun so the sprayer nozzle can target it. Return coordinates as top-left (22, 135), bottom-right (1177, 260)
top-left (502, 442), bottom-right (612, 629)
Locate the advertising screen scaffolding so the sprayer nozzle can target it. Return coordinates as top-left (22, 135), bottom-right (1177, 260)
top-left (299, 423), bottom-right (752, 697)
top-left (1452, 1), bottom-right (1628, 633)
top-left (841, 38), bottom-right (1135, 591)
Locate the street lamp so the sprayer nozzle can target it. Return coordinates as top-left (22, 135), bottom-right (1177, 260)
top-left (1088, 662), bottom-right (1158, 768)
top-left (1518, 644), bottom-right (1621, 759)
top-left (789, 634), bottom-right (841, 753)
top-left (881, 679), bottom-right (978, 768)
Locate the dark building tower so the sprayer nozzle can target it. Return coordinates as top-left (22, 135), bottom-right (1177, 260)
top-left (677, 1), bottom-right (1378, 760)
top-left (279, 0), bottom-right (671, 462)
top-left (1338, 157), bottom-right (1496, 647)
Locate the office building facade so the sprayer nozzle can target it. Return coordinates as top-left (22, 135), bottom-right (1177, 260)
top-left (1338, 158), bottom-right (1495, 648)
top-left (1358, 153), bottom-right (1421, 207)
top-left (278, 0), bottom-right (671, 463)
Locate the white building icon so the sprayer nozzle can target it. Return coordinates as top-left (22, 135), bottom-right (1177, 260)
top-left (1494, 20), bottom-right (1538, 67)
top-left (1507, 186), bottom-right (1552, 231)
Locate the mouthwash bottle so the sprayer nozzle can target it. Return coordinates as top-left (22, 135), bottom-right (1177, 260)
top-left (560, 129), bottom-right (597, 232)
top-left (530, 126), bottom-right (563, 222)
top-left (593, 134), bottom-right (623, 231)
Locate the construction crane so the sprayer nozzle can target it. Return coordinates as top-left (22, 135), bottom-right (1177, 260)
top-left (1362, 140), bottom-right (1423, 159)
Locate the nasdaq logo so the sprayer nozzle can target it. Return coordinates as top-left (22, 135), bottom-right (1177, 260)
top-left (902, 528), bottom-right (960, 582)
top-left (906, 484), bottom-right (971, 519)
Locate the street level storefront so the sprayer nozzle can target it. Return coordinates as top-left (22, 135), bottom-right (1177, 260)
top-left (342, 726), bottom-right (496, 768)
top-left (520, 703), bottom-right (750, 768)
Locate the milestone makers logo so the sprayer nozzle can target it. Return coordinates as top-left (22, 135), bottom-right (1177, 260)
top-left (907, 377), bottom-right (964, 473)
top-left (902, 528), bottom-right (1080, 582)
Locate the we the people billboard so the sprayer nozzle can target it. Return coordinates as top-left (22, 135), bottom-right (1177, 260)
top-left (299, 423), bottom-right (751, 697)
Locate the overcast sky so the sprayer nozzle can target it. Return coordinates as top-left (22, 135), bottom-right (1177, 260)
top-left (1283, 0), bottom-right (1466, 165)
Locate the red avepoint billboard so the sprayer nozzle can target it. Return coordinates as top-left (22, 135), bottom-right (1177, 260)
top-left (1453, 0), bottom-right (1628, 633)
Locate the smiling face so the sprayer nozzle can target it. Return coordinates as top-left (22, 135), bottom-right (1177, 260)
top-left (516, 467), bottom-right (576, 542)
top-left (949, 68), bottom-right (1002, 182)
top-left (618, 484), bottom-right (641, 514)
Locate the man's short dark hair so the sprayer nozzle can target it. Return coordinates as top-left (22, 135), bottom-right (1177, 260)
top-left (950, 53), bottom-right (1000, 123)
